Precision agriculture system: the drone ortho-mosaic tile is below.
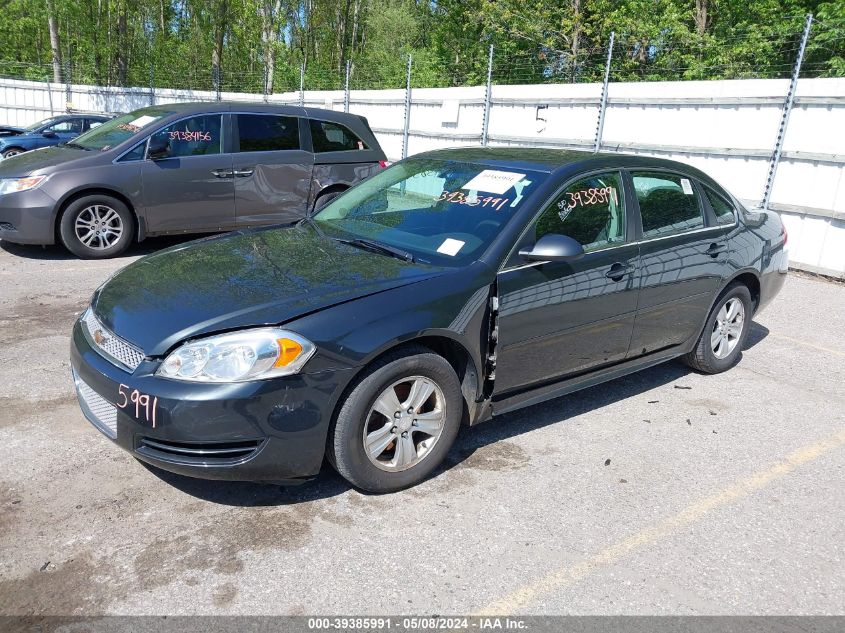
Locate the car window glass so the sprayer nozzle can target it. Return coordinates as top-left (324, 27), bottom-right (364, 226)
top-left (533, 171), bottom-right (626, 252)
top-left (236, 114), bottom-right (299, 152)
top-left (46, 119), bottom-right (82, 133)
top-left (310, 119), bottom-right (367, 152)
top-left (632, 171), bottom-right (704, 238)
top-left (87, 119), bottom-right (105, 131)
top-left (704, 186), bottom-right (736, 226)
top-left (154, 115), bottom-right (222, 157)
top-left (71, 107), bottom-right (176, 151)
top-left (117, 142), bottom-right (146, 162)
top-left (314, 158), bottom-right (547, 266)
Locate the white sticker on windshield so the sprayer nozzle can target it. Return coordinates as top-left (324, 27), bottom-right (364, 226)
top-left (462, 170), bottom-right (526, 195)
top-left (437, 238), bottom-right (465, 256)
top-left (681, 178), bottom-right (694, 195)
top-left (129, 115), bottom-right (157, 128)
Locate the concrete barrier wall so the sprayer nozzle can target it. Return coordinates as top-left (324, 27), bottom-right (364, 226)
top-left (1, 76), bottom-right (843, 278)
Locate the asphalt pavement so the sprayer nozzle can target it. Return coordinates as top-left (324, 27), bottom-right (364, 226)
top-left (0, 237), bottom-right (843, 616)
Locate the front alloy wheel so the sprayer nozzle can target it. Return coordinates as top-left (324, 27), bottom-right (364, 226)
top-left (59, 194), bottom-right (135, 259)
top-left (329, 346), bottom-right (463, 493)
top-left (74, 204), bottom-right (125, 251)
top-left (364, 376), bottom-right (446, 472)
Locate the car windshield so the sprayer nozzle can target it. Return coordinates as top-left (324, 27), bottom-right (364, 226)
top-left (23, 116), bottom-right (63, 132)
top-left (71, 107), bottom-right (176, 151)
top-left (313, 158), bottom-right (548, 266)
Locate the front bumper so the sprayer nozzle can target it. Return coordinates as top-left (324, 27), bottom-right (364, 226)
top-left (69, 319), bottom-right (356, 482)
top-left (0, 188), bottom-right (58, 245)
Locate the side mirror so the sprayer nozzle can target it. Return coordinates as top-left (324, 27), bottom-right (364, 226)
top-left (147, 135), bottom-right (170, 160)
top-left (519, 233), bottom-right (585, 262)
top-left (42, 130), bottom-right (57, 138)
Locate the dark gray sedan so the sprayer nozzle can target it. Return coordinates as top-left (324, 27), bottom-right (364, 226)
top-left (0, 103), bottom-right (386, 258)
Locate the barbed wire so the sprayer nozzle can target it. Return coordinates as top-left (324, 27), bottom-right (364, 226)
top-left (0, 16), bottom-right (842, 95)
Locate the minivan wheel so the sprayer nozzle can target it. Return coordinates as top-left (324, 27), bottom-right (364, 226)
top-left (312, 190), bottom-right (343, 213)
top-left (59, 195), bottom-right (135, 259)
top-left (682, 283), bottom-right (753, 374)
top-left (328, 345), bottom-right (463, 493)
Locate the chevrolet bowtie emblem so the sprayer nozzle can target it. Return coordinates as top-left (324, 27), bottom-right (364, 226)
top-left (93, 329), bottom-right (106, 346)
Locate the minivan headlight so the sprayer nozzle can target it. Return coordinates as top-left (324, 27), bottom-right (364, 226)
top-left (0, 176), bottom-right (46, 195)
top-left (158, 328), bottom-right (316, 383)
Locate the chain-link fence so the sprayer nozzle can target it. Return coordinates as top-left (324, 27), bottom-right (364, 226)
top-left (0, 13), bottom-right (843, 276)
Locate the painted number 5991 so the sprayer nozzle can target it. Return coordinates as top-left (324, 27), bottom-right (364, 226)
top-left (117, 384), bottom-right (158, 428)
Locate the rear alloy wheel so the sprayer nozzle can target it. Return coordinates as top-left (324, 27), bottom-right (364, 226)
top-left (329, 346), bottom-right (463, 492)
top-left (682, 283), bottom-right (753, 374)
top-left (2, 148), bottom-right (24, 159)
top-left (59, 195), bottom-right (135, 259)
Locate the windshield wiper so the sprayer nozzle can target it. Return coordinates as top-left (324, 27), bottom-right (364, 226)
top-left (64, 142), bottom-right (90, 150)
top-left (336, 237), bottom-right (414, 262)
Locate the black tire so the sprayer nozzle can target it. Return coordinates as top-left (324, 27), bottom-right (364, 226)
top-left (682, 283), bottom-right (753, 374)
top-left (59, 194), bottom-right (135, 259)
top-left (328, 345), bottom-right (463, 493)
top-left (2, 148), bottom-right (24, 159)
top-left (312, 190), bottom-right (344, 213)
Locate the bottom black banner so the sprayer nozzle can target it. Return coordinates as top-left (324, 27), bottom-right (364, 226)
top-left (1, 616), bottom-right (843, 633)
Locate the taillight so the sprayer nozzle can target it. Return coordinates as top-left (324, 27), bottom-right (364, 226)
top-left (379, 160), bottom-right (391, 169)
top-left (782, 225), bottom-right (788, 246)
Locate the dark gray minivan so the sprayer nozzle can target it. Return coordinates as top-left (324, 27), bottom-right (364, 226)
top-left (0, 103), bottom-right (387, 258)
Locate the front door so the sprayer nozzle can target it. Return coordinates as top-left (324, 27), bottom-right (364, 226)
top-left (141, 113), bottom-right (234, 233)
top-left (494, 170), bottom-right (640, 396)
top-left (232, 113), bottom-right (313, 226)
top-left (627, 170), bottom-right (731, 356)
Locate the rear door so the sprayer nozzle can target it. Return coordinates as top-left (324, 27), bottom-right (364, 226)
top-left (627, 170), bottom-right (732, 357)
top-left (140, 113), bottom-right (235, 233)
top-left (494, 170), bottom-right (640, 394)
top-left (232, 113), bottom-right (313, 226)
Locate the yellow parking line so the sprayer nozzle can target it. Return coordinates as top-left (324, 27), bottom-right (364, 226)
top-left (768, 332), bottom-right (845, 358)
top-left (477, 427), bottom-right (845, 615)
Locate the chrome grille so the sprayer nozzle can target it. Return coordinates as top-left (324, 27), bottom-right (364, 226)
top-left (72, 369), bottom-right (117, 439)
top-left (81, 309), bottom-right (145, 371)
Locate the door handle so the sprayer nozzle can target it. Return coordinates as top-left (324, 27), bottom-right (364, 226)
top-left (233, 169), bottom-right (254, 178)
top-left (211, 169), bottom-right (233, 179)
top-left (706, 242), bottom-right (728, 257)
top-left (605, 262), bottom-right (635, 281)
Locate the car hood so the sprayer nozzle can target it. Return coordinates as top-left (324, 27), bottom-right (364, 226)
top-left (0, 125), bottom-right (25, 136)
top-left (0, 145), bottom-right (93, 176)
top-left (93, 225), bottom-right (449, 356)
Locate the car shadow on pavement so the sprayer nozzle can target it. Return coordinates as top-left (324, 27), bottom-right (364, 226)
top-left (142, 324), bottom-right (771, 506)
top-left (1, 234), bottom-right (205, 260)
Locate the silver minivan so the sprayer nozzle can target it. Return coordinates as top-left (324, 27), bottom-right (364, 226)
top-left (0, 102), bottom-right (387, 258)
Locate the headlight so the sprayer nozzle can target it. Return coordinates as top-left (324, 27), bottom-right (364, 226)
top-left (157, 328), bottom-right (316, 383)
top-left (0, 176), bottom-right (47, 195)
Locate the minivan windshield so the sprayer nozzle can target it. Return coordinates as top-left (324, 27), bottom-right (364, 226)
top-left (70, 107), bottom-right (177, 151)
top-left (313, 158), bottom-right (548, 266)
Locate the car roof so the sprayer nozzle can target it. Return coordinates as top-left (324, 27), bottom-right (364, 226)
top-left (139, 101), bottom-right (365, 124)
top-left (412, 146), bottom-right (722, 187)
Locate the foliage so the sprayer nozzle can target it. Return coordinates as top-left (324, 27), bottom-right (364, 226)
top-left (0, 0), bottom-right (842, 92)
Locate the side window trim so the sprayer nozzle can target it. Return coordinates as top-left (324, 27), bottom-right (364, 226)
top-left (113, 113), bottom-right (228, 163)
top-left (701, 183), bottom-right (739, 229)
top-left (310, 118), bottom-right (368, 153)
top-left (500, 168), bottom-right (630, 271)
top-left (148, 113), bottom-right (225, 160)
top-left (629, 168), bottom-right (709, 242)
top-left (231, 112), bottom-right (302, 153)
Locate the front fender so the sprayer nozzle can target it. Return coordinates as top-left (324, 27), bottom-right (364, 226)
top-left (292, 265), bottom-right (495, 398)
